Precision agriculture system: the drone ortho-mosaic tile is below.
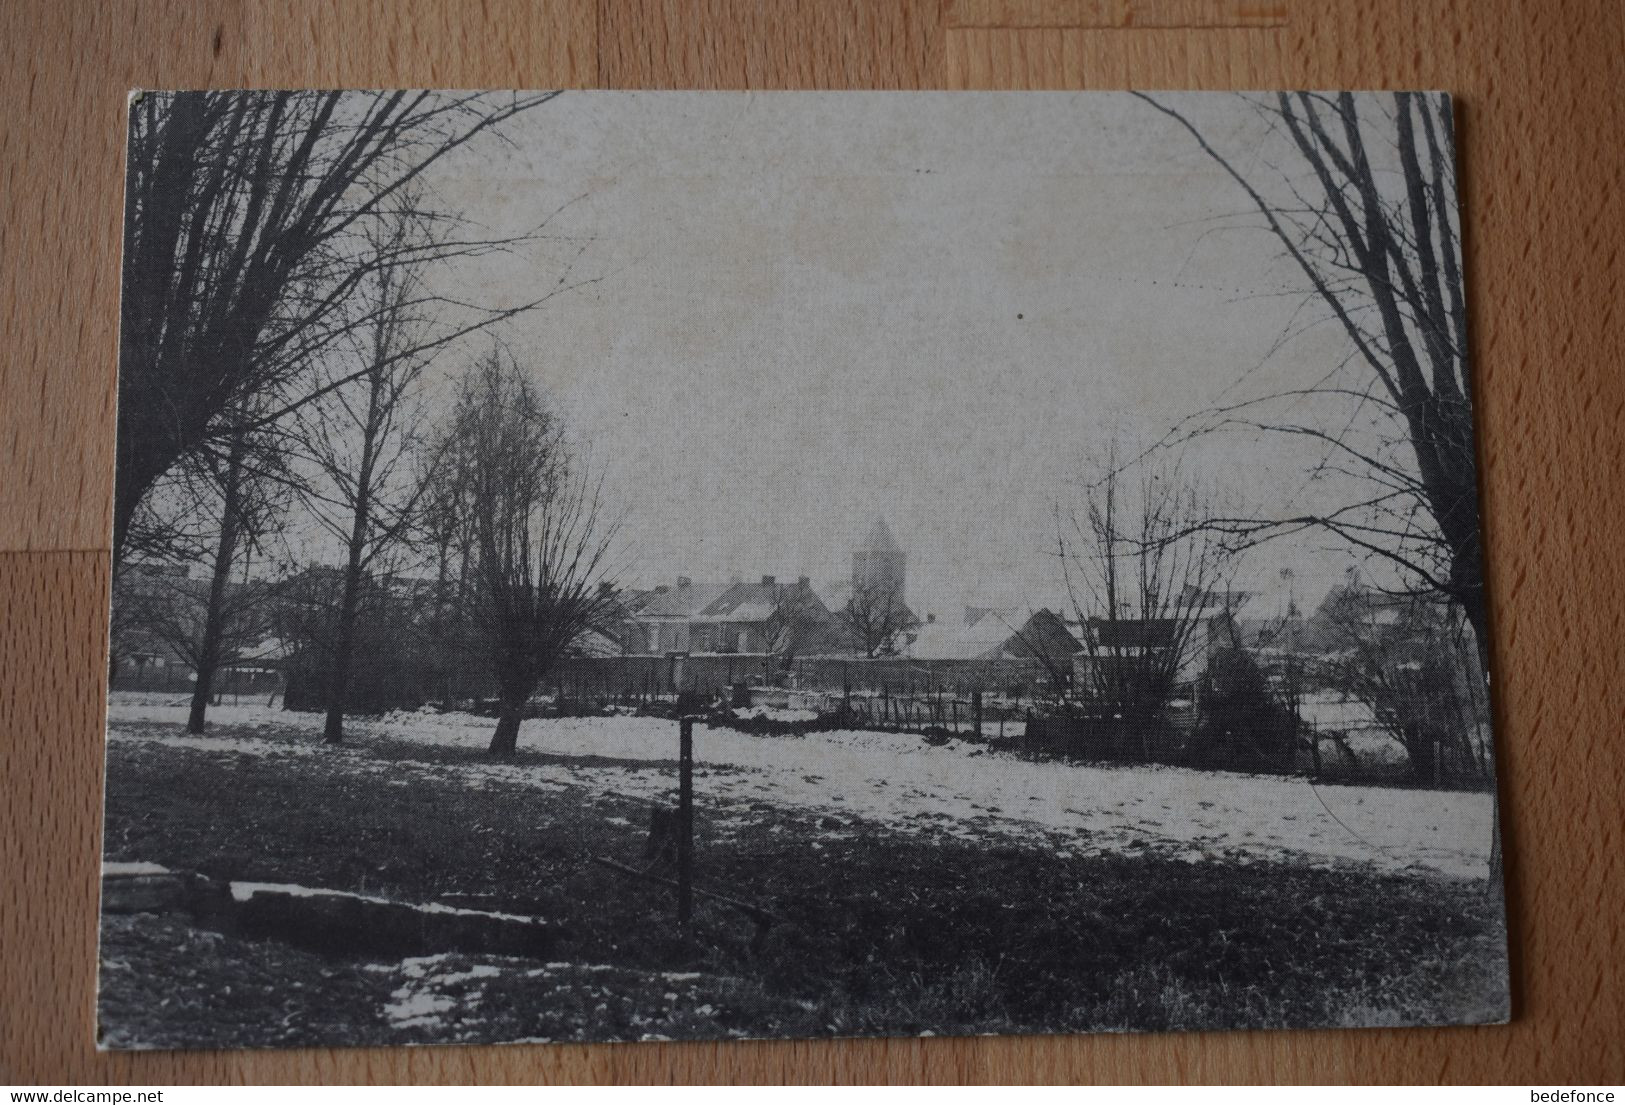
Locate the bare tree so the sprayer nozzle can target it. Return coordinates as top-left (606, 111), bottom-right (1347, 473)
top-left (116, 90), bottom-right (572, 570)
top-left (452, 350), bottom-right (623, 758)
top-left (764, 581), bottom-right (829, 673)
top-left (1058, 442), bottom-right (1237, 756)
top-left (110, 453), bottom-right (219, 684)
top-left (1134, 92), bottom-right (1487, 674)
top-left (187, 424), bottom-right (284, 732)
top-left (266, 564), bottom-right (345, 698)
top-left (115, 454), bottom-right (222, 572)
top-left (1316, 584), bottom-right (1490, 784)
top-left (416, 422), bottom-right (484, 707)
top-left (840, 578), bottom-right (914, 658)
top-left (1135, 91), bottom-right (1504, 880)
top-left (114, 410), bottom-right (289, 733)
top-left (290, 202), bottom-right (447, 744)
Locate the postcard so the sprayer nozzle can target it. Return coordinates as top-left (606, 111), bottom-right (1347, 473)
top-left (101, 90), bottom-right (1507, 1049)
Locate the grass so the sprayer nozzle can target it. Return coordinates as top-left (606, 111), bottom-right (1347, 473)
top-left (97, 720), bottom-right (1509, 1048)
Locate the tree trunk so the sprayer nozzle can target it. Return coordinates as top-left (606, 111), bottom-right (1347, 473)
top-left (487, 663), bottom-right (536, 758)
top-left (1407, 735), bottom-right (1439, 785)
top-left (186, 432), bottom-right (245, 735)
top-left (488, 701), bottom-right (525, 758)
top-left (1458, 592), bottom-right (1503, 890)
top-left (322, 569), bottom-right (362, 744)
top-left (323, 378), bottom-right (382, 745)
top-left (323, 506), bottom-right (370, 745)
top-left (1461, 590), bottom-right (1492, 699)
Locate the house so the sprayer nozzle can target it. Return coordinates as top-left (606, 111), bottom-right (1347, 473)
top-left (1304, 580), bottom-right (1408, 647)
top-left (110, 562), bottom-right (284, 692)
top-left (625, 517), bottom-right (914, 658)
top-left (908, 606), bottom-right (1081, 665)
top-left (908, 607), bottom-right (1012, 660)
top-left (698, 576), bottom-right (841, 655)
top-left (1000, 608), bottom-right (1085, 671)
top-left (622, 575), bottom-right (842, 655)
top-left (1074, 593), bottom-right (1253, 689)
top-left (623, 577), bottom-right (732, 654)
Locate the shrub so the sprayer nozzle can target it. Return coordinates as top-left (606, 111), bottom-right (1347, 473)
top-left (1191, 647), bottom-right (1299, 772)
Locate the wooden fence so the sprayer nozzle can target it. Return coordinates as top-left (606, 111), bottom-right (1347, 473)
top-left (547, 653), bottom-right (1060, 705)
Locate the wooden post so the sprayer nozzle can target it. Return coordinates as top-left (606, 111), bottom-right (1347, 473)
top-left (973, 691), bottom-right (983, 739)
top-left (677, 717), bottom-right (695, 926)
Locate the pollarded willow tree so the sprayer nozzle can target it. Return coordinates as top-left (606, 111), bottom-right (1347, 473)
top-left (1134, 92), bottom-right (1488, 676)
top-left (1057, 440), bottom-right (1239, 755)
top-left (116, 89), bottom-right (562, 571)
top-left (447, 350), bottom-right (624, 758)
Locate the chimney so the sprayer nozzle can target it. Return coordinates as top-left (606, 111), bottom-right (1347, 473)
top-left (598, 581), bottom-right (615, 596)
top-left (927, 612), bottom-right (936, 624)
top-left (761, 575), bottom-right (776, 587)
top-left (677, 575), bottom-right (692, 589)
top-left (798, 575), bottom-right (811, 588)
top-left (654, 584), bottom-right (669, 594)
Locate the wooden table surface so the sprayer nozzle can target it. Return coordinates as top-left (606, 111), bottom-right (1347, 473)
top-left (3, 0), bottom-right (1622, 1085)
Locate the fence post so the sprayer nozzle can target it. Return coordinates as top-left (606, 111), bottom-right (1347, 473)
top-left (973, 691), bottom-right (983, 739)
top-left (677, 716), bottom-right (695, 926)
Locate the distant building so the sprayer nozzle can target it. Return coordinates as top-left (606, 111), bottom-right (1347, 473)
top-left (700, 576), bottom-right (839, 654)
top-left (815, 517), bottom-right (917, 655)
top-left (1074, 593), bottom-right (1253, 689)
top-left (626, 518), bottom-right (913, 658)
top-left (109, 561), bottom-right (286, 692)
top-left (908, 606), bottom-right (1081, 666)
top-left (851, 516), bottom-right (906, 600)
top-left (624, 577), bottom-right (731, 654)
top-left (623, 575), bottom-right (841, 655)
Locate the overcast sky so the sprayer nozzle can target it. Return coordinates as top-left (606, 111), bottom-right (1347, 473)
top-left (411, 92), bottom-right (1425, 621)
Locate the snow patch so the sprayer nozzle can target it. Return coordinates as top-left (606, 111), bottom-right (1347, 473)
top-left (102, 861), bottom-right (171, 876)
top-left (226, 881), bottom-right (541, 923)
top-left (732, 706), bottom-right (819, 723)
top-left (384, 987), bottom-right (457, 1028)
top-left (107, 695), bottom-right (1494, 878)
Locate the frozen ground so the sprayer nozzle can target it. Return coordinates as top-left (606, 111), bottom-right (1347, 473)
top-left (105, 692), bottom-right (1494, 880)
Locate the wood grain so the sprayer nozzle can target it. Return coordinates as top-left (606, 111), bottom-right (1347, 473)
top-left (2, 0), bottom-right (1621, 1084)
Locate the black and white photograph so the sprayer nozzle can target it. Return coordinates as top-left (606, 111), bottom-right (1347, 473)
top-left (99, 89), bottom-right (1508, 1050)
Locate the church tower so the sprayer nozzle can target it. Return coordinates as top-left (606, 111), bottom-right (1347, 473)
top-left (852, 517), bottom-right (906, 599)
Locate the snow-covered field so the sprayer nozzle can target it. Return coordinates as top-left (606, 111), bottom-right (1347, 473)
top-left (105, 692), bottom-right (1494, 880)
